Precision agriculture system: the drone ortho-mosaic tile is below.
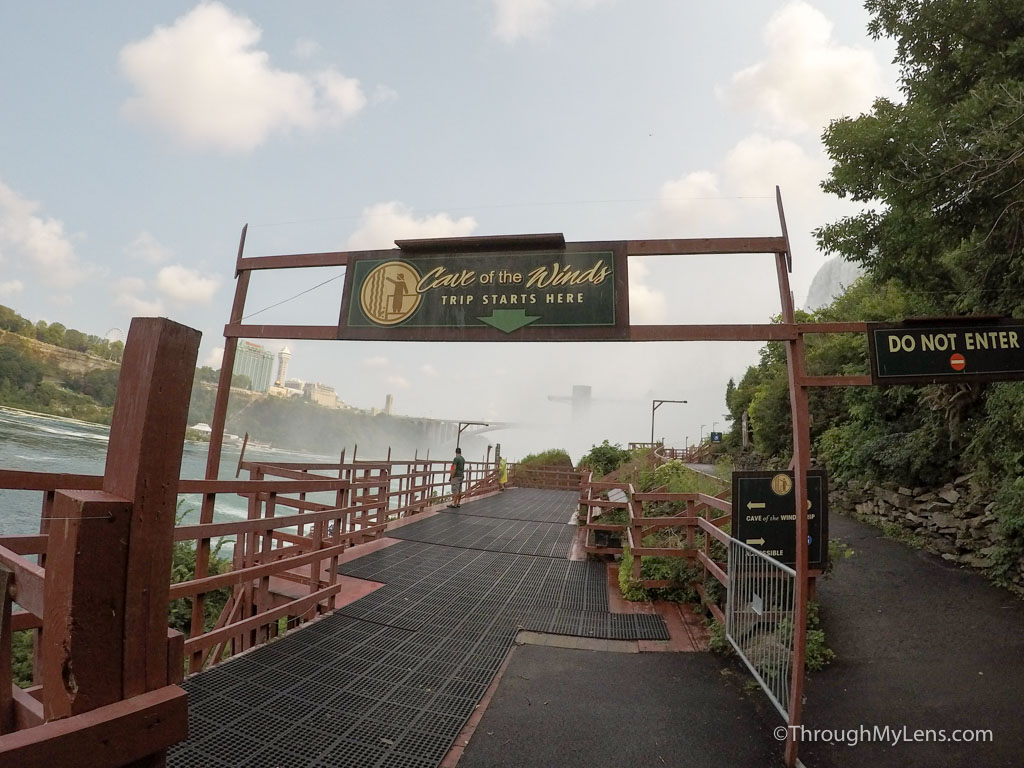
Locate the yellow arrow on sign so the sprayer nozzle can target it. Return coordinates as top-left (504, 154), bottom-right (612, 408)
top-left (747, 501), bottom-right (766, 510)
top-left (746, 538), bottom-right (766, 546)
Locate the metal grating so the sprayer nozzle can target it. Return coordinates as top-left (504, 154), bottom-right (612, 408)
top-left (169, 490), bottom-right (668, 768)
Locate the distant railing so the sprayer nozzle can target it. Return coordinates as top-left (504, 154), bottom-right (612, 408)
top-left (508, 464), bottom-right (581, 491)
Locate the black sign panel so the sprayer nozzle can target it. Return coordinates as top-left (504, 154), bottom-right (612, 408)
top-left (710, 431), bottom-right (723, 443)
top-left (338, 242), bottom-right (628, 341)
top-left (868, 320), bottom-right (1024, 385)
top-left (731, 470), bottom-right (828, 570)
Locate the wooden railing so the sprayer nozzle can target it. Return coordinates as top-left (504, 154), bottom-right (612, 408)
top-left (578, 473), bottom-right (733, 621)
top-left (175, 457), bottom-right (499, 672)
top-left (509, 464), bottom-right (582, 490)
top-left (0, 318), bottom-right (197, 765)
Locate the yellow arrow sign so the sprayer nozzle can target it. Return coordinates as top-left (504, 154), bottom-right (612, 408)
top-left (746, 501), bottom-right (766, 510)
top-left (746, 537), bottom-right (766, 546)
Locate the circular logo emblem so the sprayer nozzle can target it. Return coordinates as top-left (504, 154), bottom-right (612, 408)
top-left (359, 261), bottom-right (421, 326)
top-left (949, 353), bottom-right (966, 372)
top-left (770, 473), bottom-right (793, 496)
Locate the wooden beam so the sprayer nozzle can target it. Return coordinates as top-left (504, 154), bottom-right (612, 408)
top-left (223, 323), bottom-right (339, 340)
top-left (0, 547), bottom-right (43, 619)
top-left (624, 237), bottom-right (787, 255)
top-left (0, 685), bottom-right (187, 768)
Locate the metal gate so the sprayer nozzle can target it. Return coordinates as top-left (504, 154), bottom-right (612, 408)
top-left (726, 538), bottom-right (797, 719)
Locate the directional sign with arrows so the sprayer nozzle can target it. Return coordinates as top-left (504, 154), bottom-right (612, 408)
top-left (338, 241), bottom-right (628, 341)
top-left (731, 469), bottom-right (828, 570)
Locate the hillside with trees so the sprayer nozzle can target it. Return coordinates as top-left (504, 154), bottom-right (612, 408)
top-left (724, 0), bottom-right (1024, 588)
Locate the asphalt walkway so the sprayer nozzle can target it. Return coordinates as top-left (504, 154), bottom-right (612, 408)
top-left (800, 513), bottom-right (1024, 767)
top-left (462, 512), bottom-right (1024, 767)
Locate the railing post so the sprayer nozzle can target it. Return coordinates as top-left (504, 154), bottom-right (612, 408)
top-left (1, 566), bottom-right (12, 734)
top-left (102, 318), bottom-right (200, 698)
top-left (42, 492), bottom-right (133, 719)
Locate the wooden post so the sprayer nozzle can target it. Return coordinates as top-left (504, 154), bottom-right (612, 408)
top-left (1, 566), bottom-right (13, 734)
top-left (41, 492), bottom-right (133, 719)
top-left (103, 317), bottom-right (201, 698)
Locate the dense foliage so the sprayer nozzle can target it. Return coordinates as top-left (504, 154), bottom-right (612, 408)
top-left (726, 0), bottom-right (1024, 583)
top-left (0, 304), bottom-right (124, 361)
top-left (578, 440), bottom-right (633, 477)
top-left (516, 448), bottom-right (574, 467)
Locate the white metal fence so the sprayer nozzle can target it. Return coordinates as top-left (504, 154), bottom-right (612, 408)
top-left (725, 537), bottom-right (796, 719)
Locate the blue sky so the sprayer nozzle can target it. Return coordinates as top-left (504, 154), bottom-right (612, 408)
top-left (0, 1), bottom-right (897, 459)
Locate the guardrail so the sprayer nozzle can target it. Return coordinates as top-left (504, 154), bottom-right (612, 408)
top-left (725, 538), bottom-right (796, 720)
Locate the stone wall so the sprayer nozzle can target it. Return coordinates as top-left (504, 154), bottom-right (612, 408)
top-left (831, 477), bottom-right (1023, 589)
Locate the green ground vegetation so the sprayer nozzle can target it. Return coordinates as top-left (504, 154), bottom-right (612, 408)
top-left (515, 448), bottom-right (574, 467)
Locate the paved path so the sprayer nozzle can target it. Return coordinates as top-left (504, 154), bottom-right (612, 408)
top-left (800, 513), bottom-right (1024, 767)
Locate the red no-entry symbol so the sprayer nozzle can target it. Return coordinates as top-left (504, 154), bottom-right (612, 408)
top-left (950, 353), bottom-right (966, 371)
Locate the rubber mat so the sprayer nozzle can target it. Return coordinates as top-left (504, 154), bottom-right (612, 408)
top-left (169, 494), bottom-right (669, 768)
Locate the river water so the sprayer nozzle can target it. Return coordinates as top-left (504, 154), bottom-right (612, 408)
top-left (0, 407), bottom-right (342, 544)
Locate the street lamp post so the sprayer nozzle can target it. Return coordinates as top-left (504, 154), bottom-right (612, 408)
top-left (700, 424), bottom-right (707, 443)
top-left (651, 399), bottom-right (687, 444)
top-left (457, 421), bottom-right (489, 449)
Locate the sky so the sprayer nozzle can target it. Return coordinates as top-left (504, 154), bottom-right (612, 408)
top-left (0, 1), bottom-right (899, 460)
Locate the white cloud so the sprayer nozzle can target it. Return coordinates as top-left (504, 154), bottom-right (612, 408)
top-left (114, 277), bottom-right (165, 316)
top-left (372, 84), bottom-right (399, 104)
top-left (155, 264), bottom-right (221, 304)
top-left (0, 280), bottom-right (24, 298)
top-left (360, 356), bottom-right (390, 370)
top-left (346, 202), bottom-right (477, 250)
top-left (494, 0), bottom-right (607, 43)
top-left (627, 259), bottom-right (666, 324)
top-left (204, 346), bottom-right (225, 367)
top-left (125, 230), bottom-right (170, 264)
top-left (420, 363), bottom-right (439, 378)
top-left (0, 179), bottom-right (86, 289)
top-left (385, 375), bottom-right (410, 390)
top-left (315, 69), bottom-right (367, 123)
top-left (720, 1), bottom-right (884, 135)
top-left (292, 38), bottom-right (321, 59)
top-left (119, 2), bottom-right (368, 152)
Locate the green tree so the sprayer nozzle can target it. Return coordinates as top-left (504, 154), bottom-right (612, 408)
top-left (818, 0), bottom-right (1024, 318)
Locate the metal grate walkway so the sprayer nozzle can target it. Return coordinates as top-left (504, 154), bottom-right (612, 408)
top-left (170, 489), bottom-right (668, 768)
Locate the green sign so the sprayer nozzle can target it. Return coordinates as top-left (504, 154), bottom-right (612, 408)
top-left (731, 470), bottom-right (828, 570)
top-left (868, 321), bottom-right (1024, 385)
top-left (339, 245), bottom-right (627, 341)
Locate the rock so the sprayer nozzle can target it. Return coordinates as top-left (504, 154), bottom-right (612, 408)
top-left (931, 512), bottom-right (963, 530)
top-left (905, 513), bottom-right (925, 526)
top-left (979, 545), bottom-right (1001, 557)
top-left (954, 473), bottom-right (975, 486)
top-left (941, 553), bottom-right (959, 562)
top-left (917, 492), bottom-right (938, 503)
top-left (898, 486), bottom-right (914, 496)
top-left (938, 488), bottom-right (961, 504)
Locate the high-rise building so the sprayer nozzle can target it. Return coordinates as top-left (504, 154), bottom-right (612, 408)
top-left (384, 394), bottom-right (394, 415)
top-left (276, 346), bottom-right (292, 386)
top-left (232, 342), bottom-right (274, 392)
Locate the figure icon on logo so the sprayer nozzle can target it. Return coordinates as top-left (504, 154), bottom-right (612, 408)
top-left (360, 261), bottom-right (422, 325)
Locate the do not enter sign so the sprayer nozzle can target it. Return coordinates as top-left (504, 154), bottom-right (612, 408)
top-left (950, 353), bottom-right (966, 371)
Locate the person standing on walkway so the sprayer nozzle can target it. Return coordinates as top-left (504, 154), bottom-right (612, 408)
top-left (448, 447), bottom-right (465, 508)
top-left (498, 456), bottom-right (507, 491)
